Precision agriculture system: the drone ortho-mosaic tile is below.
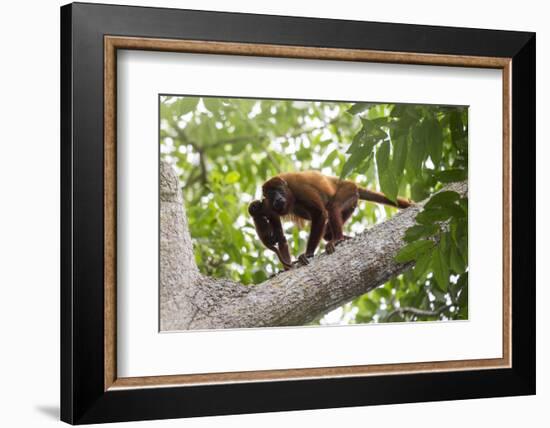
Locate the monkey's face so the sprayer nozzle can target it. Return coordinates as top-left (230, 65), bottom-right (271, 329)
top-left (248, 200), bottom-right (264, 217)
top-left (268, 190), bottom-right (287, 214)
top-left (263, 178), bottom-right (290, 215)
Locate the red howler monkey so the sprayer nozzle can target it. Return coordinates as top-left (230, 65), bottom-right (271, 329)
top-left (257, 171), bottom-right (412, 266)
top-left (248, 199), bottom-right (293, 270)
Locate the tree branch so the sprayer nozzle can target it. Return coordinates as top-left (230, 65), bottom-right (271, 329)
top-left (387, 304), bottom-right (452, 321)
top-left (159, 161), bottom-right (467, 331)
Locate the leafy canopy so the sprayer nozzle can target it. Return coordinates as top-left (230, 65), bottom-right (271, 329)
top-left (160, 96), bottom-right (468, 324)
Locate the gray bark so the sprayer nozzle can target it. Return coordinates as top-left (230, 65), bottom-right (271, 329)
top-left (159, 161), bottom-right (467, 331)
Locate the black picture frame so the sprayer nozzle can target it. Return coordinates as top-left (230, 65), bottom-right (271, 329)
top-left (61, 2), bottom-right (535, 424)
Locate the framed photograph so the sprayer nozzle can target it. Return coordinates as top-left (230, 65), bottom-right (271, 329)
top-left (61, 2), bottom-right (535, 424)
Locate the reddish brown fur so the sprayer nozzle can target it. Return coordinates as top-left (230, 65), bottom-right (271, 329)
top-left (260, 171), bottom-right (412, 266)
top-left (248, 199), bottom-right (293, 270)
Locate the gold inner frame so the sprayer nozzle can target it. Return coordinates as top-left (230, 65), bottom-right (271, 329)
top-left (104, 35), bottom-right (512, 391)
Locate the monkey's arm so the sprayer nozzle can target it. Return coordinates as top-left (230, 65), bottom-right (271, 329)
top-left (266, 213), bottom-right (293, 270)
top-left (285, 183), bottom-right (330, 266)
top-left (249, 199), bottom-right (293, 271)
top-left (293, 196), bottom-right (329, 266)
top-left (298, 208), bottom-right (328, 266)
top-left (250, 211), bottom-right (293, 270)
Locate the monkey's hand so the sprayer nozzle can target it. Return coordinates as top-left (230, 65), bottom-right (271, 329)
top-left (298, 253), bottom-right (313, 266)
top-left (326, 237), bottom-right (350, 254)
top-left (282, 261), bottom-right (294, 271)
top-left (325, 241), bottom-right (337, 254)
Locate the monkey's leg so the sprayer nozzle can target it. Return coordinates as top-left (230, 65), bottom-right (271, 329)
top-left (324, 220), bottom-right (353, 242)
top-left (324, 229), bottom-right (351, 243)
top-left (275, 242), bottom-right (293, 270)
top-left (266, 213), bottom-right (293, 270)
top-left (323, 224), bottom-right (333, 242)
top-left (298, 210), bottom-right (328, 265)
top-left (326, 195), bottom-right (357, 254)
top-left (338, 207), bottom-right (355, 241)
top-left (325, 207), bottom-right (344, 254)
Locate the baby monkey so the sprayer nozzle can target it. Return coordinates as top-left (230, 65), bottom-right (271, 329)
top-left (248, 199), bottom-right (293, 270)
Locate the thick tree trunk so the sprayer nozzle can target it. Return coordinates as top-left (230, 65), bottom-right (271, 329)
top-left (159, 161), bottom-right (467, 331)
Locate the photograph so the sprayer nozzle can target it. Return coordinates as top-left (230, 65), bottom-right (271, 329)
top-left (56, 2), bottom-right (536, 424)
top-left (159, 95), bottom-right (469, 331)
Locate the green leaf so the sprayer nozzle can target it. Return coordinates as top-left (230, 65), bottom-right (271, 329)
top-left (457, 305), bottom-right (468, 320)
top-left (376, 141), bottom-right (398, 203)
top-left (424, 191), bottom-right (461, 210)
top-left (430, 287), bottom-right (446, 303)
top-left (459, 197), bottom-right (468, 213)
top-left (219, 210), bottom-right (232, 227)
top-left (376, 140), bottom-right (391, 171)
top-left (431, 248), bottom-right (449, 292)
top-left (404, 224), bottom-right (440, 242)
top-left (449, 204), bottom-right (466, 219)
top-left (458, 234), bottom-right (468, 266)
top-left (203, 97), bottom-right (220, 113)
top-left (366, 105), bottom-right (388, 120)
top-left (391, 135), bottom-right (408, 179)
top-left (450, 110), bottom-right (467, 151)
top-left (350, 118), bottom-right (387, 154)
top-left (347, 102), bottom-right (373, 115)
top-left (407, 129), bottom-right (427, 178)
top-left (457, 274), bottom-right (469, 314)
top-left (378, 171), bottom-right (398, 204)
top-left (451, 217), bottom-right (468, 266)
top-left (449, 242), bottom-right (466, 274)
top-left (346, 121), bottom-right (368, 154)
top-left (176, 97), bottom-right (199, 116)
top-left (413, 249), bottom-right (432, 279)
top-left (374, 287), bottom-right (392, 300)
top-left (323, 149), bottom-right (339, 167)
top-left (340, 143), bottom-right (372, 179)
top-left (363, 298), bottom-right (378, 314)
top-left (353, 153), bottom-right (374, 177)
top-left (434, 169), bottom-right (467, 183)
top-left (224, 171), bottom-right (240, 184)
top-left (341, 121), bottom-right (381, 179)
top-left (395, 239), bottom-right (434, 263)
top-left (440, 232), bottom-right (448, 254)
top-left (425, 116), bottom-right (443, 167)
top-left (457, 272), bottom-right (468, 292)
top-left (252, 270), bottom-right (268, 284)
top-left (411, 181), bottom-right (430, 201)
top-left (415, 208), bottom-right (452, 224)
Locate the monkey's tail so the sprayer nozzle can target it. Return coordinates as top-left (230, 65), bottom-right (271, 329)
top-left (357, 187), bottom-right (412, 208)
